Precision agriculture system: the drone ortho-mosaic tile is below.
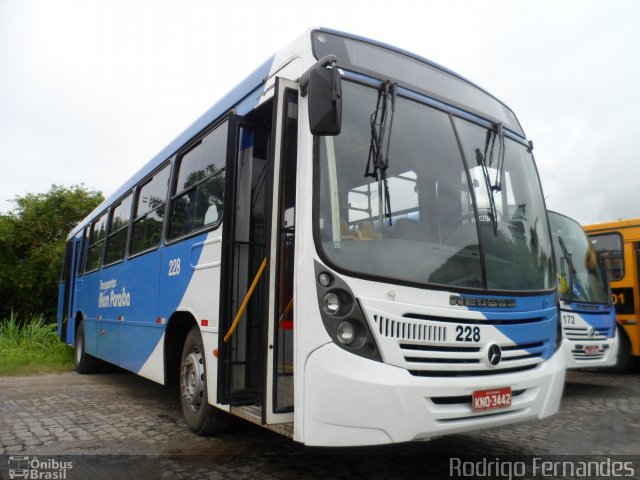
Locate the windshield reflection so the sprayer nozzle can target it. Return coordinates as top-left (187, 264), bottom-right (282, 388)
top-left (549, 212), bottom-right (609, 304)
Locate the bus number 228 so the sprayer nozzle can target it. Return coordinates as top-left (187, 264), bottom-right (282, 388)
top-left (456, 325), bottom-right (480, 342)
top-left (168, 258), bottom-right (181, 276)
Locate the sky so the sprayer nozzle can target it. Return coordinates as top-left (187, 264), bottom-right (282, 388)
top-left (0, 0), bottom-right (638, 226)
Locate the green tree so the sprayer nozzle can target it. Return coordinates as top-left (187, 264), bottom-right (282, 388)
top-left (0, 185), bottom-right (104, 321)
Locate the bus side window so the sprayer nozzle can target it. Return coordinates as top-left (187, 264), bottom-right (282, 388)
top-left (589, 233), bottom-right (624, 281)
top-left (76, 228), bottom-right (88, 275)
top-left (168, 120), bottom-right (227, 240)
top-left (86, 213), bottom-right (108, 272)
top-left (130, 163), bottom-right (171, 255)
top-left (60, 240), bottom-right (73, 282)
top-left (104, 193), bottom-right (133, 265)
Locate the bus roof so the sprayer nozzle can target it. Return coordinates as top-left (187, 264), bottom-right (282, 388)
top-left (583, 218), bottom-right (640, 235)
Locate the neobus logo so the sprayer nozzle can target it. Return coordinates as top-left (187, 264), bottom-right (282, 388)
top-left (450, 295), bottom-right (516, 308)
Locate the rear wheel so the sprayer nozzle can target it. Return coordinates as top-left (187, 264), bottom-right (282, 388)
top-left (611, 323), bottom-right (632, 372)
top-left (180, 326), bottom-right (230, 435)
top-left (75, 321), bottom-right (98, 374)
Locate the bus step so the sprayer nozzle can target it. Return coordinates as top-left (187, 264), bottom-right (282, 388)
top-left (229, 405), bottom-right (294, 439)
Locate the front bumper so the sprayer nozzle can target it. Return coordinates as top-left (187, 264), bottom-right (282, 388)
top-left (303, 342), bottom-right (565, 446)
top-left (563, 336), bottom-right (618, 369)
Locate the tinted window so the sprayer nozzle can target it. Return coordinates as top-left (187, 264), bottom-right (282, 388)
top-left (168, 122), bottom-right (227, 240)
top-left (105, 193), bottom-right (132, 265)
top-left (453, 118), bottom-right (554, 290)
top-left (60, 240), bottom-right (73, 282)
top-left (130, 163), bottom-right (171, 255)
top-left (589, 233), bottom-right (624, 281)
top-left (86, 212), bottom-right (108, 272)
top-left (317, 82), bottom-right (484, 287)
top-left (175, 122), bottom-right (227, 193)
top-left (137, 165), bottom-right (171, 217)
top-left (548, 212), bottom-right (609, 304)
top-left (76, 229), bottom-right (88, 275)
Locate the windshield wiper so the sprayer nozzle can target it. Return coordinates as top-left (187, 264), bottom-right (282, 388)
top-left (365, 81), bottom-right (397, 227)
top-left (475, 148), bottom-right (499, 236)
top-left (482, 122), bottom-right (506, 192)
top-left (492, 123), bottom-right (506, 192)
top-left (473, 122), bottom-right (507, 236)
top-left (557, 236), bottom-right (576, 302)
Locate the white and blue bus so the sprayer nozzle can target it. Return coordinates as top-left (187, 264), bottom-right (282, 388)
top-left (547, 211), bottom-right (618, 368)
top-left (57, 28), bottom-right (565, 446)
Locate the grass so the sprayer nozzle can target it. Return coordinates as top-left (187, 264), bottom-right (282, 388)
top-left (0, 312), bottom-right (74, 375)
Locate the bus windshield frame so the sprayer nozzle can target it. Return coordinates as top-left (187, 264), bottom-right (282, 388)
top-left (312, 29), bottom-right (524, 137)
top-left (549, 211), bottom-right (610, 304)
top-left (313, 78), bottom-right (554, 293)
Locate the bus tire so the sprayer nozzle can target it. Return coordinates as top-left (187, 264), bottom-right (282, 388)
top-left (180, 326), bottom-right (230, 435)
top-left (75, 321), bottom-right (98, 374)
top-left (611, 323), bottom-right (632, 373)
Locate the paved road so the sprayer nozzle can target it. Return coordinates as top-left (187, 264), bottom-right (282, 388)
top-left (0, 368), bottom-right (638, 479)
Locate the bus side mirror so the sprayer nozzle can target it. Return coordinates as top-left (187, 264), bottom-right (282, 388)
top-left (300, 55), bottom-right (342, 136)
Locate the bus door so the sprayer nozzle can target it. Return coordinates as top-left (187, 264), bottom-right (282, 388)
top-left (265, 80), bottom-right (297, 424)
top-left (58, 233), bottom-right (82, 343)
top-left (57, 240), bottom-right (73, 342)
top-left (218, 112), bottom-right (272, 406)
top-left (218, 82), bottom-right (298, 426)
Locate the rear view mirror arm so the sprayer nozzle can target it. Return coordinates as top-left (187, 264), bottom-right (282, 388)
top-left (299, 55), bottom-right (338, 97)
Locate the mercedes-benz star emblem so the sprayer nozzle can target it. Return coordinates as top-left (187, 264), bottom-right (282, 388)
top-left (587, 327), bottom-right (596, 337)
top-left (487, 343), bottom-right (502, 366)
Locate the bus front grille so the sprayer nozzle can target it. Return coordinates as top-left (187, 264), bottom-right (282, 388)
top-left (400, 341), bottom-right (544, 376)
top-left (409, 364), bottom-right (539, 377)
top-left (564, 326), bottom-right (609, 341)
top-left (369, 312), bottom-right (548, 377)
top-left (570, 345), bottom-right (608, 361)
top-left (430, 389), bottom-right (526, 405)
top-left (373, 314), bottom-right (447, 342)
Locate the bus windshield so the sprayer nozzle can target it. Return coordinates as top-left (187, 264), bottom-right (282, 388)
top-left (315, 80), bottom-right (554, 291)
top-left (548, 212), bottom-right (609, 304)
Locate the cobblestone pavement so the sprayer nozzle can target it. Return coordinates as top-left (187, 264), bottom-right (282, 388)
top-left (0, 368), bottom-right (639, 479)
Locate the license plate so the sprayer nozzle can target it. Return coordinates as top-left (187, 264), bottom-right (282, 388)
top-left (584, 345), bottom-right (600, 356)
top-left (472, 387), bottom-right (512, 412)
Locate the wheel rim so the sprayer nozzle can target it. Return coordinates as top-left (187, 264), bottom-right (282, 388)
top-left (181, 347), bottom-right (206, 413)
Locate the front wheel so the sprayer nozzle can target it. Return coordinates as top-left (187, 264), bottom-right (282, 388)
top-left (180, 326), bottom-right (230, 435)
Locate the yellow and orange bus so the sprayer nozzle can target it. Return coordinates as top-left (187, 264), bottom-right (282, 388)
top-left (583, 218), bottom-right (640, 369)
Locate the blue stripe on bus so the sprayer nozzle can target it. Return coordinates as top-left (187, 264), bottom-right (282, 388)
top-left (565, 302), bottom-right (617, 338)
top-left (72, 230), bottom-right (209, 373)
top-left (459, 292), bottom-right (558, 360)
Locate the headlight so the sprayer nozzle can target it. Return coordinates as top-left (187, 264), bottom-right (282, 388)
top-left (314, 261), bottom-right (382, 362)
top-left (336, 320), bottom-right (356, 345)
top-left (322, 292), bottom-right (341, 315)
top-left (318, 272), bottom-right (332, 287)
